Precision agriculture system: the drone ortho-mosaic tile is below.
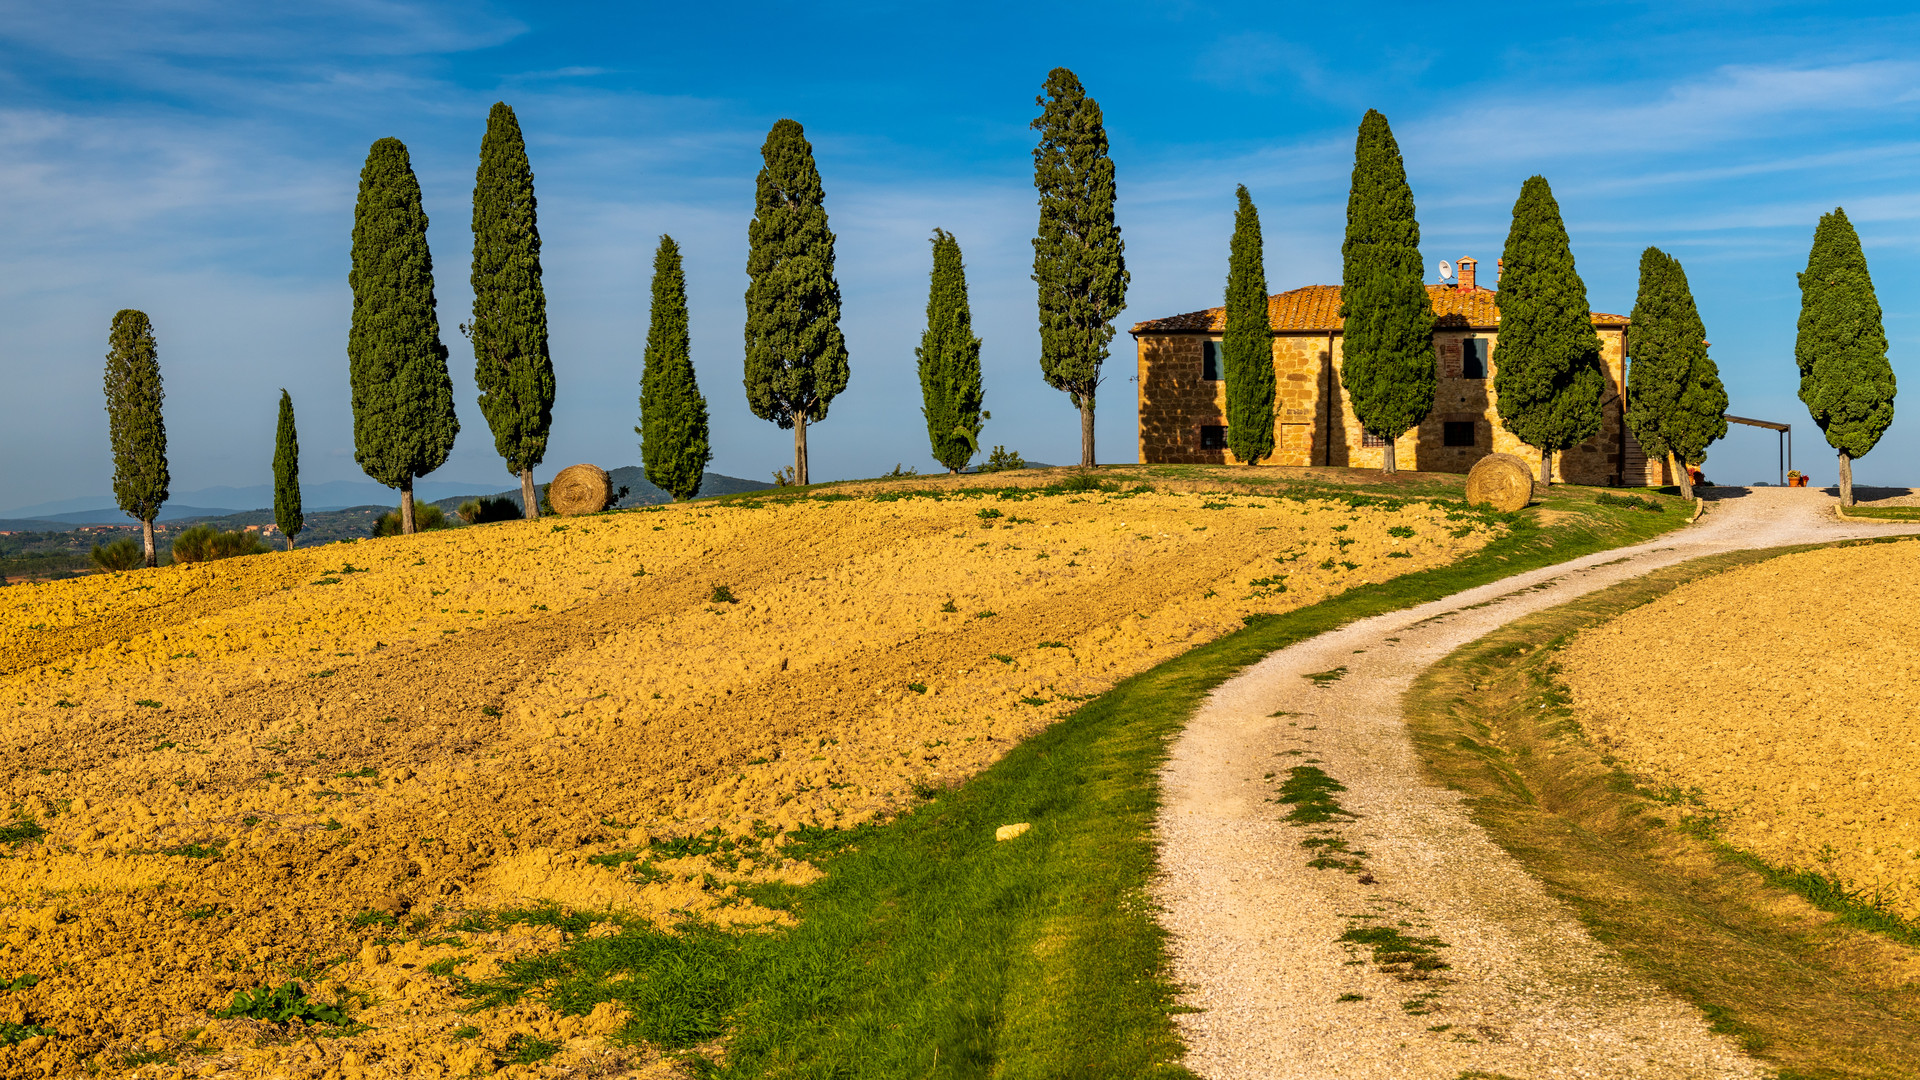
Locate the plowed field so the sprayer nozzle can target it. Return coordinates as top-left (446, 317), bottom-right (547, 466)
top-left (0, 481), bottom-right (1496, 1077)
top-left (1561, 540), bottom-right (1920, 921)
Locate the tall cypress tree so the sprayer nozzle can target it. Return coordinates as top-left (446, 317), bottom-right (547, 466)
top-left (1797, 207), bottom-right (1895, 507)
top-left (1627, 247), bottom-right (1725, 498)
top-left (103, 309), bottom-right (167, 567)
top-left (273, 389), bottom-right (303, 550)
top-left (349, 137), bottom-right (458, 534)
top-left (917, 229), bottom-right (986, 473)
top-left (1032, 67), bottom-right (1128, 468)
top-left (744, 118), bottom-right (848, 487)
top-left (1340, 110), bottom-right (1433, 474)
top-left (468, 102), bottom-right (555, 520)
top-left (1492, 175), bottom-right (1604, 486)
top-left (1223, 185), bottom-right (1274, 464)
top-left (639, 235), bottom-right (711, 501)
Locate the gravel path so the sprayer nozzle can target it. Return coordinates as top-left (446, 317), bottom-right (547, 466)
top-left (1155, 488), bottom-right (1920, 1079)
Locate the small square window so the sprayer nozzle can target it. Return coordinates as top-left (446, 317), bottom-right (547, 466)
top-left (1200, 425), bottom-right (1228, 449)
top-left (1361, 432), bottom-right (1387, 449)
top-left (1443, 421), bottom-right (1476, 447)
top-left (1201, 340), bottom-right (1223, 381)
top-left (1462, 338), bottom-right (1488, 379)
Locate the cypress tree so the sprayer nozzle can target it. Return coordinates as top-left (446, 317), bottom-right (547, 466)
top-left (917, 229), bottom-right (986, 473)
top-left (1627, 248), bottom-right (1726, 498)
top-left (639, 235), bottom-right (711, 501)
top-left (103, 309), bottom-right (167, 567)
top-left (468, 102), bottom-right (555, 520)
top-left (1032, 67), bottom-right (1128, 468)
top-left (1492, 176), bottom-right (1604, 486)
top-left (1223, 185), bottom-right (1274, 465)
top-left (1796, 207), bottom-right (1895, 507)
top-left (1339, 110), bottom-right (1433, 474)
top-left (349, 136), bottom-right (458, 534)
top-left (273, 389), bottom-right (303, 550)
top-left (743, 118), bottom-right (848, 487)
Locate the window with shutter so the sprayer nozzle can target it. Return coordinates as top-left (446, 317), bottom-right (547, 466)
top-left (1462, 338), bottom-right (1488, 379)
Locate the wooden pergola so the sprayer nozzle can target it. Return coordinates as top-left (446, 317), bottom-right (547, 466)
top-left (1726, 415), bottom-right (1791, 486)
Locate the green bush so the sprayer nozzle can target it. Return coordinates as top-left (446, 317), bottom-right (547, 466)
top-left (1595, 492), bottom-right (1664, 512)
top-left (209, 981), bottom-right (349, 1026)
top-left (372, 503), bottom-right (451, 537)
top-left (89, 537), bottom-right (142, 571)
top-left (457, 496), bottom-right (521, 524)
top-left (170, 525), bottom-right (271, 564)
top-left (977, 445), bottom-right (1025, 474)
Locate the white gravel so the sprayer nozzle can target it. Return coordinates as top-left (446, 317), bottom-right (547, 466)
top-left (1154, 488), bottom-right (1920, 1079)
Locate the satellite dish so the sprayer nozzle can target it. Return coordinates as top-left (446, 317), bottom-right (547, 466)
top-left (1438, 259), bottom-right (1454, 281)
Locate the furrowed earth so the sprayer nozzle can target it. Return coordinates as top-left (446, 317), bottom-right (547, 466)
top-left (0, 479), bottom-right (1499, 1077)
top-left (1560, 539), bottom-right (1920, 921)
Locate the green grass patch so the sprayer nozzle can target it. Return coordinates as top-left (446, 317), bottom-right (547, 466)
top-left (1405, 536), bottom-right (1920, 1079)
top-left (1271, 767), bottom-right (1357, 825)
top-left (453, 484), bottom-right (1687, 1073)
top-left (1839, 504), bottom-right (1920, 521)
top-left (0, 818), bottom-right (45, 846)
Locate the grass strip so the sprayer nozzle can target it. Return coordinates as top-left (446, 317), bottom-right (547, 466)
top-left (1836, 503), bottom-right (1920, 521)
top-left (463, 486), bottom-right (1688, 1077)
top-left (1404, 536), bottom-right (1920, 1080)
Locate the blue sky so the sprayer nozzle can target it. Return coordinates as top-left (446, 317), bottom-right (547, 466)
top-left (3, 0), bottom-right (1919, 512)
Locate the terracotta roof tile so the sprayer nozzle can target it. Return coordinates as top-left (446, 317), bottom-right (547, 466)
top-left (1130, 283), bottom-right (1627, 333)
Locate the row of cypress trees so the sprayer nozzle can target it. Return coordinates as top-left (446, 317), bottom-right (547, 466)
top-left (101, 88), bottom-right (1894, 552)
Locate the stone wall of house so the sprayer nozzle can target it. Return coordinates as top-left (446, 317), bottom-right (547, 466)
top-left (1135, 334), bottom-right (1330, 466)
top-left (1136, 334), bottom-right (1225, 464)
top-left (1136, 324), bottom-right (1635, 486)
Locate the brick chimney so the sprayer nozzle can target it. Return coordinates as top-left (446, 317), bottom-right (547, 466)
top-left (1457, 256), bottom-right (1477, 292)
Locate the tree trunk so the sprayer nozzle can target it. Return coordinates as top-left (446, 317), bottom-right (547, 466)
top-left (1079, 394), bottom-right (1096, 468)
top-left (1668, 451), bottom-right (1693, 500)
top-left (285, 535), bottom-right (295, 552)
top-left (1381, 439), bottom-right (1397, 475)
top-left (795, 413), bottom-right (809, 487)
top-left (1839, 451), bottom-right (1854, 507)
top-left (1539, 447), bottom-right (1552, 489)
top-left (520, 467), bottom-right (539, 520)
top-left (141, 519), bottom-right (156, 568)
top-left (400, 479), bottom-right (416, 535)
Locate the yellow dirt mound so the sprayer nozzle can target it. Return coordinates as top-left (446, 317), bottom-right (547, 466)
top-left (0, 487), bottom-right (1497, 1076)
top-left (1561, 541), bottom-right (1920, 920)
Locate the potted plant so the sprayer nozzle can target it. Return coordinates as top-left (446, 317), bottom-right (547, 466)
top-left (1787, 470), bottom-right (1807, 488)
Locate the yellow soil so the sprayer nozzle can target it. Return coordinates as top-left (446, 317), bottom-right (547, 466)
top-left (0, 486), bottom-right (1495, 1077)
top-left (1560, 541), bottom-right (1920, 920)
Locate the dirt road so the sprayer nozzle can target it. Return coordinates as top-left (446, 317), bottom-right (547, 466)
top-left (1154, 488), bottom-right (1918, 1079)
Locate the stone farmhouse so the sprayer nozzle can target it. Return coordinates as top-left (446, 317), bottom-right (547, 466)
top-left (1130, 257), bottom-right (1673, 487)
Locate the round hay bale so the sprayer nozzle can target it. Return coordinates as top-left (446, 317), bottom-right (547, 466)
top-left (1466, 453), bottom-right (1535, 512)
top-left (548, 464), bottom-right (613, 516)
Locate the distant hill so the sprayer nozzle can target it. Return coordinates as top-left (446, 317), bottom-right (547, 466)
top-left (0, 478), bottom-right (508, 521)
top-left (431, 468), bottom-right (773, 514)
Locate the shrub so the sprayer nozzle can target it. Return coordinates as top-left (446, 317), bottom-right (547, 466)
top-left (170, 525), bottom-right (271, 564)
top-left (1052, 472), bottom-right (1115, 494)
top-left (209, 981), bottom-right (349, 1026)
top-left (1595, 492), bottom-right (1664, 512)
top-left (881, 463), bottom-right (918, 478)
top-left (457, 496), bottom-right (521, 524)
top-left (977, 446), bottom-right (1025, 474)
top-left (771, 465), bottom-right (798, 487)
top-left (372, 503), bottom-right (450, 537)
top-left (90, 537), bottom-right (142, 571)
